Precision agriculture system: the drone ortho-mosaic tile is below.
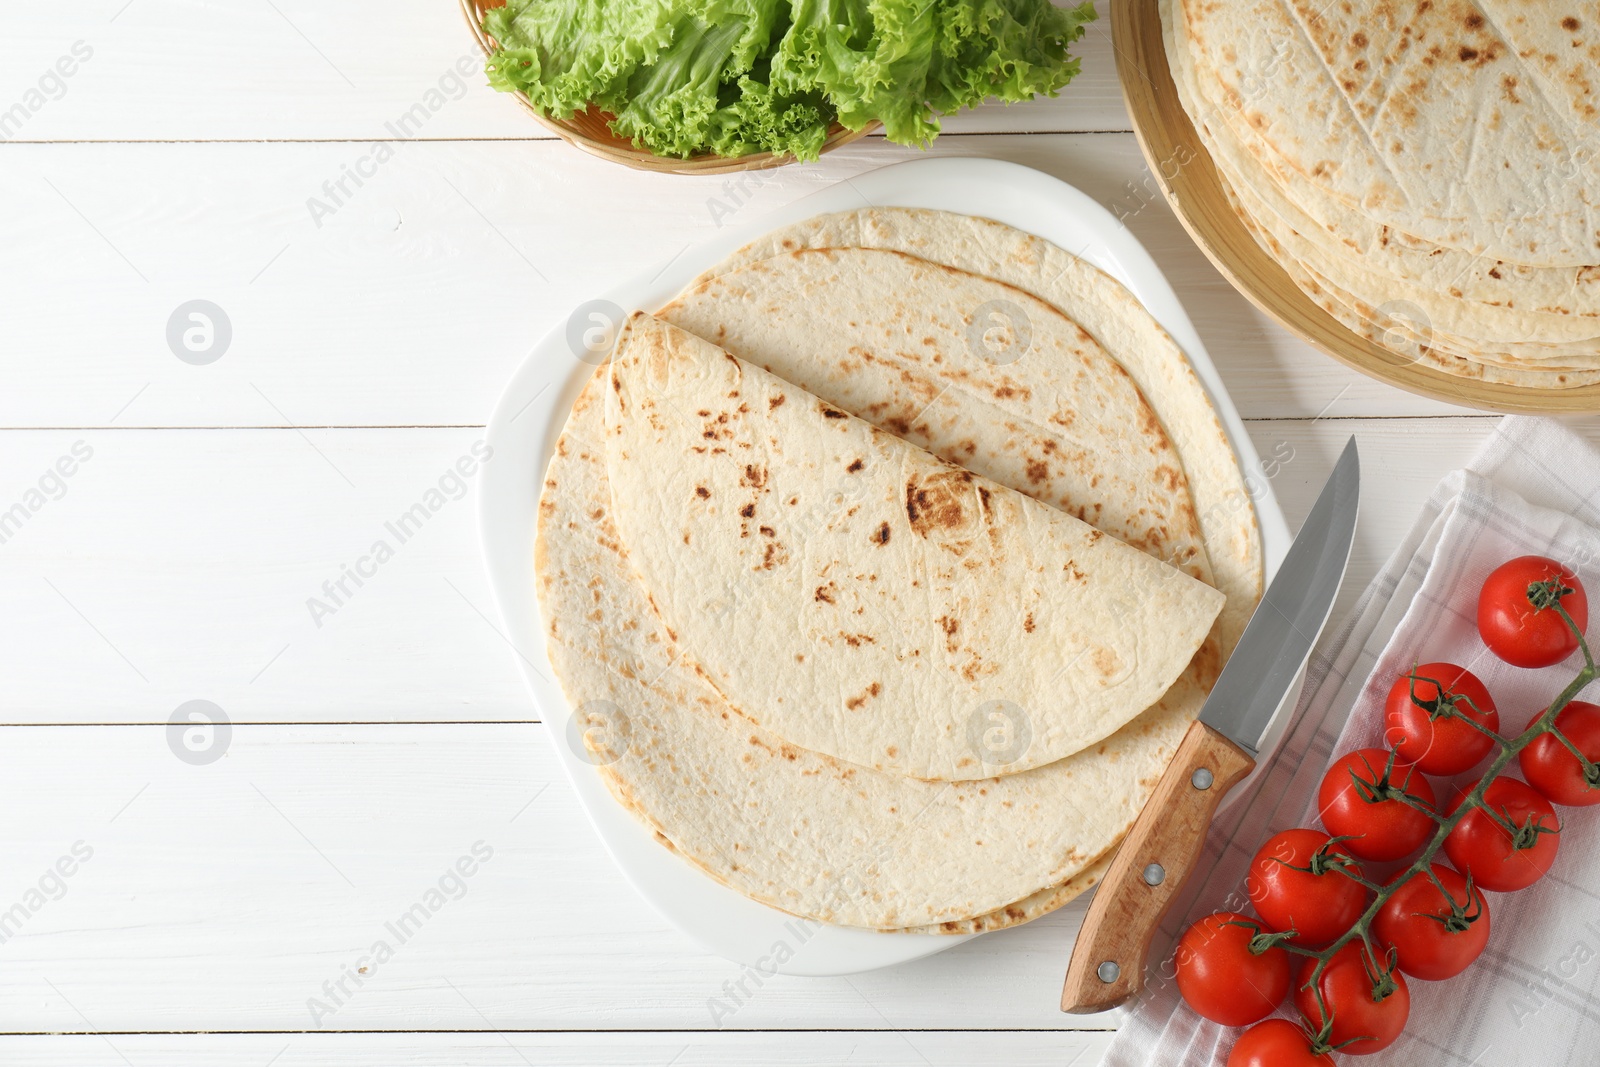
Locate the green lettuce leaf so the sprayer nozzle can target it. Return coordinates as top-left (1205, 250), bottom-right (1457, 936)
top-left (482, 0), bottom-right (1094, 159)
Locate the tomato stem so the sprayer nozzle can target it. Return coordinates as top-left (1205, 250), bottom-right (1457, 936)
top-left (1527, 575), bottom-right (1577, 614)
top-left (1547, 724), bottom-right (1600, 784)
top-left (1417, 866), bottom-right (1481, 932)
top-left (1220, 917), bottom-right (1301, 956)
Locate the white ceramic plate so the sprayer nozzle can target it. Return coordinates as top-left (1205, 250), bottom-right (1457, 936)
top-left (477, 157), bottom-right (1293, 977)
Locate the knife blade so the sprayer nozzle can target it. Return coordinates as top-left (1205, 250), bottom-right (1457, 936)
top-left (1200, 436), bottom-right (1361, 756)
top-left (1061, 436), bottom-right (1359, 1015)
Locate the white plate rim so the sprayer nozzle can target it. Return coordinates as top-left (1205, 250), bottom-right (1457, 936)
top-left (476, 156), bottom-right (1293, 977)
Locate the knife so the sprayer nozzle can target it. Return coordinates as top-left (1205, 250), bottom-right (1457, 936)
top-left (1061, 436), bottom-right (1360, 1014)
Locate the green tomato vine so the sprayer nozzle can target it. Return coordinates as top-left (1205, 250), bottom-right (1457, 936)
top-left (1274, 594), bottom-right (1590, 1056)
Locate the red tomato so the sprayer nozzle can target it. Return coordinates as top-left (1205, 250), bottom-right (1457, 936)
top-left (1246, 828), bottom-right (1369, 947)
top-left (1520, 700), bottom-right (1600, 806)
top-left (1384, 662), bottom-right (1500, 775)
top-left (1373, 864), bottom-right (1490, 981)
top-left (1444, 777), bottom-right (1561, 892)
top-left (1317, 747), bottom-right (1438, 862)
top-left (1227, 1019), bottom-right (1335, 1067)
top-left (1174, 912), bottom-right (1291, 1026)
top-left (1478, 555), bottom-right (1588, 668)
top-left (1296, 942), bottom-right (1410, 1055)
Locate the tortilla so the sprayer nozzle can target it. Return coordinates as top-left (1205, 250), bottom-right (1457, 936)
top-left (537, 370), bottom-right (1210, 928)
top-left (535, 211), bottom-right (1261, 931)
top-left (1174, 0), bottom-right (1600, 269)
top-left (601, 313), bottom-right (1223, 780)
top-left (667, 209), bottom-right (1262, 658)
top-left (1162, 0), bottom-right (1600, 383)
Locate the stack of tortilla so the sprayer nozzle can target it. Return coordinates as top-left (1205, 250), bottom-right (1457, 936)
top-left (534, 208), bottom-right (1262, 932)
top-left (1162, 0), bottom-right (1600, 386)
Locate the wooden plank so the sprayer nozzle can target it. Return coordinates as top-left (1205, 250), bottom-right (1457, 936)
top-left (0, 1031), bottom-right (1113, 1065)
top-left (0, 3), bottom-right (1127, 143)
top-left (0, 418), bottom-right (1553, 724)
top-left (0, 722), bottom-right (1110, 1034)
top-left (0, 133), bottom-right (1468, 430)
top-left (0, 428), bottom-right (526, 723)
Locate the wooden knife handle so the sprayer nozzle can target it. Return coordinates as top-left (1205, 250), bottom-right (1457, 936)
top-left (1061, 719), bottom-right (1255, 1014)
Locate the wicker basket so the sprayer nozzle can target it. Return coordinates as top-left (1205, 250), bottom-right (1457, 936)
top-left (459, 0), bottom-right (878, 174)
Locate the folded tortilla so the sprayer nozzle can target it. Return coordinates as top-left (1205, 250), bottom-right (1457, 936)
top-left (538, 371), bottom-right (1214, 928)
top-left (533, 212), bottom-right (1261, 930)
top-left (601, 314), bottom-right (1224, 780)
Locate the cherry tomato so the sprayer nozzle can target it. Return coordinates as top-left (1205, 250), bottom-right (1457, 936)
top-left (1478, 555), bottom-right (1588, 668)
top-left (1373, 864), bottom-right (1490, 981)
top-left (1174, 912), bottom-right (1291, 1026)
top-left (1317, 747), bottom-right (1437, 862)
top-left (1295, 942), bottom-right (1410, 1055)
top-left (1227, 1018), bottom-right (1335, 1067)
top-left (1246, 828), bottom-right (1369, 947)
top-left (1520, 700), bottom-right (1600, 806)
top-left (1384, 662), bottom-right (1499, 775)
top-left (1444, 776), bottom-right (1561, 892)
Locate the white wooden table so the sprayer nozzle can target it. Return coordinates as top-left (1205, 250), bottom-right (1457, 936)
top-left (2, 3), bottom-right (1585, 1064)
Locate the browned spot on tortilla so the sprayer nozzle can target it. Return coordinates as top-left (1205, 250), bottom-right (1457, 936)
top-left (1025, 458), bottom-right (1049, 484)
top-left (758, 525), bottom-right (775, 537)
top-left (905, 469), bottom-right (973, 536)
top-left (845, 681), bottom-right (882, 709)
top-left (1563, 16), bottom-right (1581, 31)
top-left (694, 486), bottom-right (710, 499)
top-left (742, 464), bottom-right (768, 489)
top-left (873, 522), bottom-right (891, 545)
top-left (769, 393), bottom-right (785, 409)
top-left (1023, 613), bottom-right (1035, 633)
top-left (1351, 30), bottom-right (1369, 47)
top-left (739, 502), bottom-right (756, 518)
top-left (1092, 646), bottom-right (1122, 679)
top-left (821, 405), bottom-right (847, 419)
top-left (814, 584), bottom-right (836, 604)
top-left (847, 459), bottom-right (864, 473)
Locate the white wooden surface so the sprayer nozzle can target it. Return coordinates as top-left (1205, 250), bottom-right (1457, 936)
top-left (3, 2), bottom-right (1594, 1064)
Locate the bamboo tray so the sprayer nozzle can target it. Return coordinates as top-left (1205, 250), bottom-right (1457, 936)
top-left (1110, 0), bottom-right (1600, 414)
top-left (459, 0), bottom-right (876, 175)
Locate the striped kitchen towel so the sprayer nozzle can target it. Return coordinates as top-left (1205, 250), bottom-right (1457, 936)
top-left (1104, 416), bottom-right (1600, 1067)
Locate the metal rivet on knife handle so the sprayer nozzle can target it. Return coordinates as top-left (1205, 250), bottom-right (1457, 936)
top-left (1191, 767), bottom-right (1214, 790)
top-left (1096, 961), bottom-right (1120, 983)
top-left (1142, 863), bottom-right (1165, 886)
